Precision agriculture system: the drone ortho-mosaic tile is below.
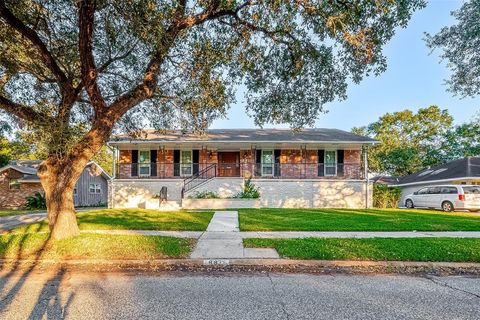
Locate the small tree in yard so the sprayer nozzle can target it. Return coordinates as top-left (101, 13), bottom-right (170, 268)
top-left (0, 0), bottom-right (425, 239)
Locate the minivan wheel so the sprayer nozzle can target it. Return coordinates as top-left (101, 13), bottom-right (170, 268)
top-left (405, 199), bottom-right (414, 209)
top-left (442, 201), bottom-right (454, 212)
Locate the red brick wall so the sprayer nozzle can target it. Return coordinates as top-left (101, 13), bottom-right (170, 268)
top-left (118, 150), bottom-right (132, 178)
top-left (0, 169), bottom-right (44, 208)
top-left (344, 150), bottom-right (362, 179)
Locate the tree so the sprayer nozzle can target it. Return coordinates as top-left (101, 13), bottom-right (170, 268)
top-left (353, 106), bottom-right (453, 176)
top-left (425, 0), bottom-right (480, 97)
top-left (439, 121), bottom-right (480, 162)
top-left (0, 0), bottom-right (425, 239)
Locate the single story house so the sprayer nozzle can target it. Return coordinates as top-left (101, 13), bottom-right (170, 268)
top-left (107, 128), bottom-right (377, 209)
top-left (393, 157), bottom-right (480, 206)
top-left (0, 160), bottom-right (111, 208)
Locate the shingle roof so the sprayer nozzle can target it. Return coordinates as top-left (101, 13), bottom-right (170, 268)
top-left (109, 128), bottom-right (377, 144)
top-left (395, 157), bottom-right (480, 186)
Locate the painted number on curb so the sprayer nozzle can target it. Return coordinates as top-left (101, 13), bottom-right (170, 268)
top-left (203, 259), bottom-right (230, 266)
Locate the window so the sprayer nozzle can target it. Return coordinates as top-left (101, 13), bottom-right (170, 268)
top-left (441, 186), bottom-right (458, 194)
top-left (138, 150), bottom-right (151, 176)
top-left (324, 150), bottom-right (337, 176)
top-left (180, 150), bottom-right (193, 176)
top-left (9, 179), bottom-right (20, 190)
top-left (428, 187), bottom-right (441, 194)
top-left (261, 150), bottom-right (274, 176)
top-left (89, 183), bottom-right (101, 194)
top-left (416, 188), bottom-right (428, 195)
top-left (463, 186), bottom-right (480, 194)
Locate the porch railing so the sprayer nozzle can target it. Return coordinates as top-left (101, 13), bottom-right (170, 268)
top-left (116, 162), bottom-right (364, 180)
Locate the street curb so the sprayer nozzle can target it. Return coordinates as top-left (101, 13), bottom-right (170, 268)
top-left (1, 258), bottom-right (480, 276)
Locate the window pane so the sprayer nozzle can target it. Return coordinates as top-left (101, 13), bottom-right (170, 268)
top-left (139, 151), bottom-right (150, 163)
top-left (262, 150), bottom-right (273, 164)
top-left (181, 151), bottom-right (192, 164)
top-left (325, 166), bottom-right (336, 175)
top-left (9, 179), bottom-right (20, 190)
top-left (324, 151), bottom-right (336, 165)
top-left (139, 165), bottom-right (150, 175)
top-left (262, 165), bottom-right (273, 175)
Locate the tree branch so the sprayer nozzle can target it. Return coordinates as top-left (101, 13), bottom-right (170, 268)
top-left (0, 94), bottom-right (51, 123)
top-left (0, 1), bottom-right (72, 96)
top-left (78, 0), bottom-right (107, 113)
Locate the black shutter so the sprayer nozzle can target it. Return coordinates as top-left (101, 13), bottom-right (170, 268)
top-left (173, 150), bottom-right (180, 176)
top-left (150, 150), bottom-right (157, 177)
top-left (192, 150), bottom-right (199, 175)
top-left (317, 150), bottom-right (324, 177)
top-left (274, 149), bottom-right (281, 177)
top-left (255, 149), bottom-right (262, 176)
top-left (337, 150), bottom-right (344, 177)
top-left (131, 150), bottom-right (138, 177)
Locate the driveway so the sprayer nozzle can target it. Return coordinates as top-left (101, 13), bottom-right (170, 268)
top-left (0, 212), bottom-right (46, 231)
top-left (0, 272), bottom-right (478, 319)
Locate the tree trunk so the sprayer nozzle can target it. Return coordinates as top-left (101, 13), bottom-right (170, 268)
top-left (39, 157), bottom-right (90, 240)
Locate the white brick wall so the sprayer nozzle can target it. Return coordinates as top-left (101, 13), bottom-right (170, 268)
top-left (110, 178), bottom-right (372, 209)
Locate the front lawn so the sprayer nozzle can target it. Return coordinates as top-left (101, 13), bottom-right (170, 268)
top-left (0, 232), bottom-right (192, 260)
top-left (239, 208), bottom-right (480, 231)
top-left (11, 208), bottom-right (214, 233)
top-left (244, 238), bottom-right (480, 262)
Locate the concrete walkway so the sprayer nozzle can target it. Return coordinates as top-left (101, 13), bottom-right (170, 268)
top-left (0, 213), bottom-right (46, 231)
top-left (80, 229), bottom-right (480, 239)
top-left (190, 211), bottom-right (279, 259)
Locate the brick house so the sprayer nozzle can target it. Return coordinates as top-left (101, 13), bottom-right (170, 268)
top-left (108, 128), bottom-right (377, 209)
top-left (0, 160), bottom-right (110, 209)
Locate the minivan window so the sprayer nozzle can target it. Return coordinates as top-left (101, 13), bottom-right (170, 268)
top-left (417, 188), bottom-right (428, 195)
top-left (440, 187), bottom-right (458, 194)
top-left (463, 186), bottom-right (480, 194)
top-left (428, 187), bottom-right (441, 194)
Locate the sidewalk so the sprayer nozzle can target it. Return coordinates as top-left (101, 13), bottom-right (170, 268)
top-left (189, 211), bottom-right (279, 259)
top-left (81, 229), bottom-right (480, 239)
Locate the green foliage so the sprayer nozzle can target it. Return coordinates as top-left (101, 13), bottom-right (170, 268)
top-left (25, 192), bottom-right (46, 210)
top-left (373, 184), bottom-right (401, 209)
top-left (194, 191), bottom-right (220, 199)
top-left (354, 106), bottom-right (480, 176)
top-left (426, 0), bottom-right (480, 97)
top-left (234, 178), bottom-right (260, 199)
top-left (353, 106), bottom-right (454, 176)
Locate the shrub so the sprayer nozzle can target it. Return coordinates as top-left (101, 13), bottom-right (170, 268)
top-left (25, 192), bottom-right (47, 210)
top-left (234, 178), bottom-right (260, 199)
top-left (194, 191), bottom-right (220, 199)
top-left (373, 184), bottom-right (401, 208)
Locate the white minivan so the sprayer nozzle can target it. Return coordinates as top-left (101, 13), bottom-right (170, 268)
top-left (404, 185), bottom-right (480, 212)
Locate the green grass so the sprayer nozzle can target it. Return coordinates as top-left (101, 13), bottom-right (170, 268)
top-left (244, 238), bottom-right (480, 262)
top-left (10, 208), bottom-right (214, 233)
top-left (0, 232), bottom-right (192, 260)
top-left (0, 209), bottom-right (43, 217)
top-left (239, 208), bottom-right (480, 231)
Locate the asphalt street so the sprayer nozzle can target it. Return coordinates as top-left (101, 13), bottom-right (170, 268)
top-left (0, 270), bottom-right (479, 319)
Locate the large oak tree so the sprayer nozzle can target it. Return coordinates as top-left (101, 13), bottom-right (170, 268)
top-left (0, 0), bottom-right (425, 239)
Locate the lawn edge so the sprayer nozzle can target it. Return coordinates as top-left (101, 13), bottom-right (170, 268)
top-left (1, 258), bottom-right (480, 276)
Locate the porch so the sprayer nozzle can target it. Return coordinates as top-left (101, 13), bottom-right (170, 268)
top-left (113, 149), bottom-right (365, 180)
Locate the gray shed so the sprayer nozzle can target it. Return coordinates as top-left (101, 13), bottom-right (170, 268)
top-left (73, 161), bottom-right (111, 207)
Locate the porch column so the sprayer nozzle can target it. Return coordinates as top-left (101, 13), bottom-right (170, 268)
top-left (112, 146), bottom-right (117, 179)
top-left (364, 146), bottom-right (369, 208)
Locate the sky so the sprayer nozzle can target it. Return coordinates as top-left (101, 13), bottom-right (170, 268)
top-left (211, 0), bottom-right (480, 131)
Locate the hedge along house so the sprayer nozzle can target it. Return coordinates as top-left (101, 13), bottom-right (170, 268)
top-left (107, 129), bottom-right (377, 209)
top-left (0, 160), bottom-right (111, 208)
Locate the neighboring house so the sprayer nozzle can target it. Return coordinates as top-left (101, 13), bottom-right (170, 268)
top-left (0, 160), bottom-right (110, 208)
top-left (108, 128), bottom-right (377, 209)
top-left (392, 157), bottom-right (480, 207)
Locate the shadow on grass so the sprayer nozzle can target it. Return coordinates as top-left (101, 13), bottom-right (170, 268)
top-left (0, 223), bottom-right (73, 318)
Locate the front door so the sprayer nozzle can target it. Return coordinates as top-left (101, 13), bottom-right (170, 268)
top-left (218, 152), bottom-right (240, 177)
